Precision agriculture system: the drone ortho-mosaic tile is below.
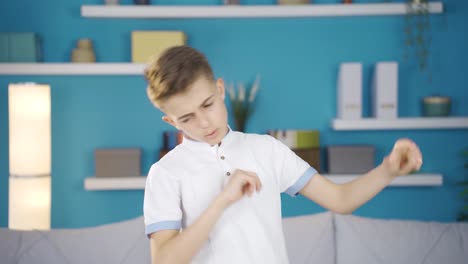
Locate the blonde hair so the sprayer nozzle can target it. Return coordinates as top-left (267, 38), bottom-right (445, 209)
top-left (144, 45), bottom-right (214, 108)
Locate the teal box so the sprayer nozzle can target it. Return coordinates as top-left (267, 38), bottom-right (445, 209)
top-left (0, 34), bottom-right (9, 62)
top-left (0, 33), bottom-right (42, 62)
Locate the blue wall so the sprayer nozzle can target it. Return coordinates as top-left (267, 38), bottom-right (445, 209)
top-left (1, 0), bottom-right (467, 228)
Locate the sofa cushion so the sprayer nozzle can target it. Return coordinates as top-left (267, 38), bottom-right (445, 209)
top-left (0, 216), bottom-right (150, 264)
top-left (0, 228), bottom-right (24, 264)
top-left (282, 211), bottom-right (335, 264)
top-left (334, 214), bottom-right (468, 264)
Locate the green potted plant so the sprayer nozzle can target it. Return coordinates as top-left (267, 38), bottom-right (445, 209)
top-left (404, 0), bottom-right (432, 77)
top-left (227, 75), bottom-right (261, 132)
top-left (457, 148), bottom-right (468, 222)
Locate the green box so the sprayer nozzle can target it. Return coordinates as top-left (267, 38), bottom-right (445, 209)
top-left (0, 33), bottom-right (42, 62)
top-left (0, 34), bottom-right (10, 62)
top-left (296, 130), bottom-right (320, 149)
top-left (10, 33), bottom-right (42, 62)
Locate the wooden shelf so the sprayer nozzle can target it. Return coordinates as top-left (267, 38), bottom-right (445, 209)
top-left (0, 63), bottom-right (145, 75)
top-left (84, 173), bottom-right (442, 191)
top-left (81, 2), bottom-right (443, 19)
top-left (332, 117), bottom-right (468, 130)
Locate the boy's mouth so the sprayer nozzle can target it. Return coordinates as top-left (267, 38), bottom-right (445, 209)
top-left (205, 129), bottom-right (217, 138)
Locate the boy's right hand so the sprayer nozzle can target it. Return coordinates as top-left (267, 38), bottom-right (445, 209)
top-left (218, 169), bottom-right (262, 207)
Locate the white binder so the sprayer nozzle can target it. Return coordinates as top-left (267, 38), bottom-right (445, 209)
top-left (372, 62), bottom-right (398, 119)
top-left (337, 63), bottom-right (362, 119)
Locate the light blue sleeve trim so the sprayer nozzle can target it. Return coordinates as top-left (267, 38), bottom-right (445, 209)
top-left (284, 167), bottom-right (317, 197)
top-left (146, 220), bottom-right (181, 238)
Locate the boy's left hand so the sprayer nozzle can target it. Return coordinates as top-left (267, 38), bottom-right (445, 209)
top-left (383, 138), bottom-right (423, 178)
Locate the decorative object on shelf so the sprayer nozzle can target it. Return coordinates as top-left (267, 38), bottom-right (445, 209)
top-left (0, 32), bottom-right (42, 62)
top-left (95, 148), bottom-right (141, 177)
top-left (134, 0), bottom-right (149, 5)
top-left (404, 0), bottom-right (432, 76)
top-left (269, 129), bottom-right (321, 171)
top-left (421, 95), bottom-right (451, 117)
top-left (224, 0), bottom-right (240, 5)
top-left (372, 62), bottom-right (398, 119)
top-left (293, 148), bottom-right (321, 172)
top-left (104, 0), bottom-right (119, 5)
top-left (159, 130), bottom-right (183, 160)
top-left (456, 147), bottom-right (468, 222)
top-left (278, 0), bottom-right (310, 4)
top-left (343, 0), bottom-right (352, 3)
top-left (227, 75), bottom-right (261, 132)
top-left (337, 62), bottom-right (362, 120)
top-left (163, 130), bottom-right (183, 150)
top-left (131, 31), bottom-right (186, 63)
top-left (8, 83), bottom-right (51, 230)
top-left (268, 130), bottom-right (320, 149)
top-left (327, 145), bottom-right (375, 174)
top-left (71, 39), bottom-right (96, 63)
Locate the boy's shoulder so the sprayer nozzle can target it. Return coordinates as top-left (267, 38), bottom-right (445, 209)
top-left (155, 143), bottom-right (188, 166)
top-left (237, 131), bottom-right (277, 144)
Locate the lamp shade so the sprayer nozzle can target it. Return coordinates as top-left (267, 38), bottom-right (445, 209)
top-left (8, 83), bottom-right (51, 176)
top-left (8, 83), bottom-right (51, 230)
top-left (9, 177), bottom-right (51, 230)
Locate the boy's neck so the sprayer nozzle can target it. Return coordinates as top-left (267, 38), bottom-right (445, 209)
top-left (183, 126), bottom-right (230, 147)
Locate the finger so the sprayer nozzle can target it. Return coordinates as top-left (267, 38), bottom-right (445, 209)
top-left (410, 142), bottom-right (423, 168)
top-left (242, 183), bottom-right (251, 197)
top-left (243, 175), bottom-right (255, 196)
top-left (244, 171), bottom-right (262, 192)
top-left (401, 156), bottom-right (419, 175)
top-left (389, 146), bottom-right (404, 169)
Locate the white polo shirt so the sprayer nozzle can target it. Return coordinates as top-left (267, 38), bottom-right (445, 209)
top-left (143, 129), bottom-right (317, 264)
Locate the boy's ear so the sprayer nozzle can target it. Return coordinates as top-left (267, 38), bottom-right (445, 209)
top-left (216, 78), bottom-right (225, 100)
top-left (162, 115), bottom-right (178, 129)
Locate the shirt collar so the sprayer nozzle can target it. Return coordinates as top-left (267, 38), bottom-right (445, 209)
top-left (182, 126), bottom-right (235, 150)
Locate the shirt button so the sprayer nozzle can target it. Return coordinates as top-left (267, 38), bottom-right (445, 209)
top-left (226, 172), bottom-right (231, 176)
top-left (220, 156), bottom-right (225, 160)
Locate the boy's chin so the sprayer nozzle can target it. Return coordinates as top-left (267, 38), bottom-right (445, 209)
top-left (205, 138), bottom-right (221, 146)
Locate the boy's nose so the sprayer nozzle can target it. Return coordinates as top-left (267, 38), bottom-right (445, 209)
top-left (198, 114), bottom-right (211, 128)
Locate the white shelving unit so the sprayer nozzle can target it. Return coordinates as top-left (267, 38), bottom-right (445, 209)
top-left (326, 173), bottom-right (443, 186)
top-left (84, 173), bottom-right (442, 191)
top-left (84, 177), bottom-right (146, 191)
top-left (332, 117), bottom-right (468, 130)
top-left (0, 63), bottom-right (145, 75)
top-left (81, 2), bottom-right (443, 19)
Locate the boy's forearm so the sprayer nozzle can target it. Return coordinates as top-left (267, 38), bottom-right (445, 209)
top-left (338, 164), bottom-right (394, 214)
top-left (155, 195), bottom-right (228, 264)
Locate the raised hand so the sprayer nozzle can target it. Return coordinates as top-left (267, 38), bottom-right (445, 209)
top-left (384, 138), bottom-right (423, 177)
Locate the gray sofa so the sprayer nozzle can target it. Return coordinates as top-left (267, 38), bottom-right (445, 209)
top-left (1, 212), bottom-right (467, 264)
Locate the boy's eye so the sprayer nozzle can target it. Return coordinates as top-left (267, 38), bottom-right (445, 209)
top-left (203, 103), bottom-right (213, 108)
top-left (181, 118), bottom-right (190, 123)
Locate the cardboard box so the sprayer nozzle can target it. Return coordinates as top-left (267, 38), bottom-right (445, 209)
top-left (0, 33), bottom-right (42, 62)
top-left (372, 62), bottom-right (398, 119)
top-left (131, 31), bottom-right (186, 63)
top-left (293, 148), bottom-right (321, 172)
top-left (95, 148), bottom-right (141, 177)
top-left (337, 63), bottom-right (362, 119)
top-left (327, 145), bottom-right (375, 174)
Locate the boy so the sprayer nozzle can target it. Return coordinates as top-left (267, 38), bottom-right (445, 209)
top-left (143, 45), bottom-right (423, 264)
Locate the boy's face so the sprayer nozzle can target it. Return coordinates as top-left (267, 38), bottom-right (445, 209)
top-left (161, 76), bottom-right (229, 146)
